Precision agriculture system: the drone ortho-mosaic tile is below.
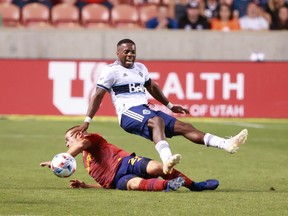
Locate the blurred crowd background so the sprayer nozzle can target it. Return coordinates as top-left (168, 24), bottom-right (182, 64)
top-left (0, 0), bottom-right (287, 30)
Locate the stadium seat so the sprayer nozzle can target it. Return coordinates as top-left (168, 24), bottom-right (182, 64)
top-left (0, 0), bottom-right (13, 3)
top-left (0, 3), bottom-right (20, 27)
top-left (59, 0), bottom-right (77, 5)
top-left (118, 0), bottom-right (133, 4)
top-left (81, 4), bottom-right (111, 29)
top-left (132, 0), bottom-right (163, 6)
top-left (110, 4), bottom-right (141, 29)
top-left (21, 3), bottom-right (51, 28)
top-left (138, 4), bottom-right (158, 27)
top-left (51, 3), bottom-right (81, 28)
top-left (114, 22), bottom-right (142, 29)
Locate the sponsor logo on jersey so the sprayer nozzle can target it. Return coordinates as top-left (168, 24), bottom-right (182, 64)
top-left (129, 83), bottom-right (145, 93)
top-left (112, 83), bottom-right (145, 95)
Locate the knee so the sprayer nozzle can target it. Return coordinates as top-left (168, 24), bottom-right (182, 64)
top-left (126, 178), bottom-right (142, 190)
top-left (174, 121), bottom-right (195, 134)
top-left (146, 160), bottom-right (163, 176)
top-left (148, 116), bottom-right (165, 128)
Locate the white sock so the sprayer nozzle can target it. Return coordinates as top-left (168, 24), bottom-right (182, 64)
top-left (155, 140), bottom-right (172, 163)
top-left (204, 133), bottom-right (227, 149)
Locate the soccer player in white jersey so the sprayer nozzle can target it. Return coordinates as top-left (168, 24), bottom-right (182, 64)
top-left (78, 38), bottom-right (248, 174)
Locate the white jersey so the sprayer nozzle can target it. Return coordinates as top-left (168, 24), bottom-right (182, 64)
top-left (97, 60), bottom-right (150, 122)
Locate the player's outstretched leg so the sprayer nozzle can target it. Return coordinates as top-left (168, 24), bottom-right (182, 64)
top-left (162, 169), bottom-right (219, 192)
top-left (174, 120), bottom-right (248, 154)
top-left (223, 129), bottom-right (248, 154)
top-left (166, 177), bottom-right (185, 192)
top-left (189, 179), bottom-right (219, 191)
top-left (163, 154), bottom-right (182, 174)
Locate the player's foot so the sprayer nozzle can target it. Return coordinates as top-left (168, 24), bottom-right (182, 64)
top-left (166, 177), bottom-right (185, 192)
top-left (190, 179), bottom-right (219, 191)
top-left (224, 129), bottom-right (248, 154)
top-left (163, 154), bottom-right (182, 174)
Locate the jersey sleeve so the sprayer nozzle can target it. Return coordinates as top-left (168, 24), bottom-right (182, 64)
top-left (97, 67), bottom-right (114, 91)
top-left (138, 62), bottom-right (150, 82)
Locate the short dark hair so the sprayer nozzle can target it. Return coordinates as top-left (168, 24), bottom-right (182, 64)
top-left (65, 125), bottom-right (80, 134)
top-left (117, 39), bottom-right (135, 47)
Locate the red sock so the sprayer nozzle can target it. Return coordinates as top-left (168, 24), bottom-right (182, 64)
top-left (138, 178), bottom-right (168, 191)
top-left (162, 169), bottom-right (193, 189)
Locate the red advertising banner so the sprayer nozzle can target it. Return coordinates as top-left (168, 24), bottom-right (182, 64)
top-left (0, 59), bottom-right (287, 118)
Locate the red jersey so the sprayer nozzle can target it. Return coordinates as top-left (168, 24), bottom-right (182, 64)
top-left (82, 133), bottom-right (131, 189)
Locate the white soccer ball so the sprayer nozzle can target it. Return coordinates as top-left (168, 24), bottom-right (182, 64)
top-left (51, 153), bottom-right (76, 178)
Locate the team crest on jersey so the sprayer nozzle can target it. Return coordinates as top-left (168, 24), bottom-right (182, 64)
top-left (143, 110), bottom-right (151, 115)
top-left (123, 73), bottom-right (128, 77)
top-left (138, 72), bottom-right (143, 77)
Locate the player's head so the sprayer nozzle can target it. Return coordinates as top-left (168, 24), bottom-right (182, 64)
top-left (117, 39), bottom-right (136, 68)
top-left (64, 126), bottom-right (80, 148)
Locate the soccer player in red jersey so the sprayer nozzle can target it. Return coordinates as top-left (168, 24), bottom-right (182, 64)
top-left (40, 126), bottom-right (219, 192)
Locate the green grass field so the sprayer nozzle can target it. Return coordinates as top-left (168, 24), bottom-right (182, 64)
top-left (0, 116), bottom-right (287, 216)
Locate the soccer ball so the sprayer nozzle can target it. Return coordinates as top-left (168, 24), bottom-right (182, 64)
top-left (51, 153), bottom-right (76, 178)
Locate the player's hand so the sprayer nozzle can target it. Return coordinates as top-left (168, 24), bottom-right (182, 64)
top-left (70, 124), bottom-right (89, 137)
top-left (70, 179), bottom-right (87, 188)
top-left (79, 122), bottom-right (89, 133)
top-left (40, 161), bottom-right (51, 168)
top-left (171, 105), bottom-right (190, 115)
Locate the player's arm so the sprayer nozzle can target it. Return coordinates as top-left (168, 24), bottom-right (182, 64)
top-left (66, 136), bottom-right (92, 157)
top-left (79, 87), bottom-right (107, 132)
top-left (70, 179), bottom-right (103, 189)
top-left (40, 135), bottom-right (92, 168)
top-left (86, 87), bottom-right (107, 119)
top-left (145, 79), bottom-right (189, 114)
top-left (145, 79), bottom-right (169, 105)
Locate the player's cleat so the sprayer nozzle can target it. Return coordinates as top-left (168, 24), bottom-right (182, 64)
top-left (224, 129), bottom-right (248, 154)
top-left (166, 177), bottom-right (185, 192)
top-left (163, 154), bottom-right (182, 174)
top-left (190, 179), bottom-right (219, 191)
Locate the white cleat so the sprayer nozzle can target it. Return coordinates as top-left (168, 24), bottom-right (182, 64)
top-left (163, 154), bottom-right (182, 174)
top-left (224, 129), bottom-right (248, 154)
